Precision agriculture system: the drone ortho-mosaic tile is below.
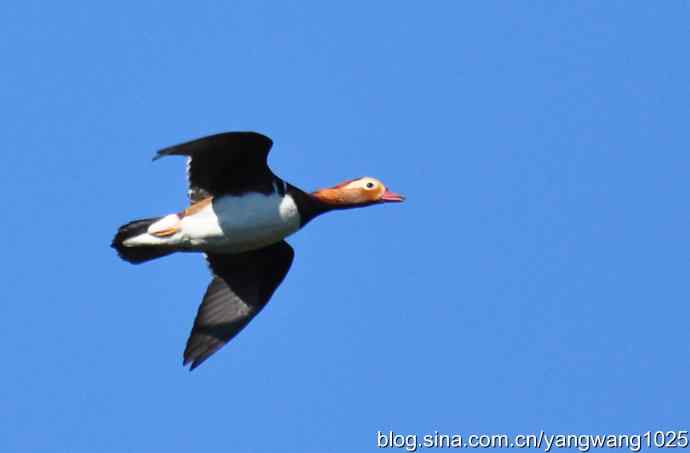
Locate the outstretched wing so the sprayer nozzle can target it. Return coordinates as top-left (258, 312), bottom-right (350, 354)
top-left (154, 131), bottom-right (275, 202)
top-left (183, 241), bottom-right (295, 370)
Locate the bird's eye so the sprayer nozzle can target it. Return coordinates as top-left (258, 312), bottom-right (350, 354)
top-left (365, 182), bottom-right (375, 189)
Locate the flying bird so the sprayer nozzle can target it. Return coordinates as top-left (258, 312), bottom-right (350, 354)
top-left (112, 132), bottom-right (404, 370)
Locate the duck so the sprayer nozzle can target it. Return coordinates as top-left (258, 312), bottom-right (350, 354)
top-left (112, 131), bottom-right (404, 370)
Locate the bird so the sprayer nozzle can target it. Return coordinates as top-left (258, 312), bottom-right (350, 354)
top-left (111, 131), bottom-right (405, 370)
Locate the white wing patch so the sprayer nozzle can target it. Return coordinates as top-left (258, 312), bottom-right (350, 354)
top-left (186, 156), bottom-right (192, 199)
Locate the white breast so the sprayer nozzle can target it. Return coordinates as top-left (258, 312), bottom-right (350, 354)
top-left (179, 192), bottom-right (301, 253)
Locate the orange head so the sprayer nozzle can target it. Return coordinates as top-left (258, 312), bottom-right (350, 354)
top-left (311, 177), bottom-right (405, 208)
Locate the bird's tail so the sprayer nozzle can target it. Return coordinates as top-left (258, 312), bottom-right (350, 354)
top-left (111, 217), bottom-right (175, 264)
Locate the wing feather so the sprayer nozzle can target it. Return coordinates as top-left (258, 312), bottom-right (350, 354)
top-left (183, 241), bottom-right (294, 370)
top-left (154, 131), bottom-right (275, 202)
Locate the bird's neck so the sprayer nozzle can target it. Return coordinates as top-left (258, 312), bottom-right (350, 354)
top-left (287, 186), bottom-right (366, 227)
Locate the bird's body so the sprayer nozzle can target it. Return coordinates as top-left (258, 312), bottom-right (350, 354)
top-left (112, 131), bottom-right (404, 370)
top-left (124, 190), bottom-right (302, 254)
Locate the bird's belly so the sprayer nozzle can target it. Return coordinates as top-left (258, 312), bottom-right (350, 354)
top-left (179, 193), bottom-right (301, 253)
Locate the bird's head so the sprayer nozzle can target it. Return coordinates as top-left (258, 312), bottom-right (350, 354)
top-left (311, 176), bottom-right (405, 208)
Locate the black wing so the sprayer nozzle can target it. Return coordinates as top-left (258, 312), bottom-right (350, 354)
top-left (183, 241), bottom-right (294, 370)
top-left (154, 131), bottom-right (275, 202)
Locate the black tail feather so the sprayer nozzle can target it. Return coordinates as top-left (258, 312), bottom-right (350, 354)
top-left (111, 218), bottom-right (174, 264)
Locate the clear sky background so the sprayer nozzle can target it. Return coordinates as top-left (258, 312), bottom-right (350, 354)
top-left (1, 1), bottom-right (689, 452)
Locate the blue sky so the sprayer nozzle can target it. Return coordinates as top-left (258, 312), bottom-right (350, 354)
top-left (1, 1), bottom-right (689, 452)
